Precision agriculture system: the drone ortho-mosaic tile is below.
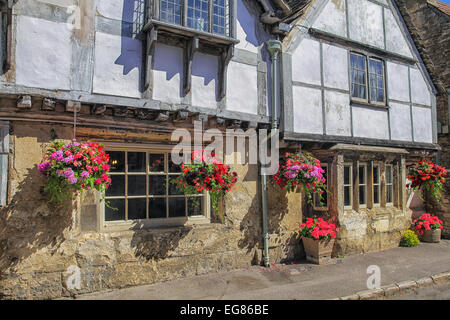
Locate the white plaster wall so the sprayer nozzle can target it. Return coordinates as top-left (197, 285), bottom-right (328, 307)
top-left (410, 68), bottom-right (431, 106)
top-left (192, 53), bottom-right (218, 109)
top-left (352, 106), bottom-right (389, 140)
top-left (15, 15), bottom-right (72, 91)
top-left (95, 0), bottom-right (134, 23)
top-left (324, 90), bottom-right (351, 136)
top-left (312, 0), bottom-right (347, 38)
top-left (93, 32), bottom-right (142, 98)
top-left (293, 86), bottom-right (323, 134)
top-left (412, 107), bottom-right (433, 143)
top-left (322, 44), bottom-right (349, 91)
top-left (384, 8), bottom-right (413, 58)
top-left (389, 102), bottom-right (412, 141)
top-left (292, 39), bottom-right (321, 85)
top-left (347, 0), bottom-right (384, 49)
top-left (152, 43), bottom-right (183, 104)
top-left (387, 62), bottom-right (410, 102)
top-left (226, 61), bottom-right (258, 114)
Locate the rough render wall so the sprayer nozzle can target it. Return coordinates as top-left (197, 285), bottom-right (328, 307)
top-left (0, 122), bottom-right (303, 299)
top-left (395, 0), bottom-right (450, 237)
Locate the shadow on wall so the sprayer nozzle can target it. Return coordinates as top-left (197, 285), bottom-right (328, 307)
top-left (0, 166), bottom-right (74, 281)
top-left (239, 0), bottom-right (276, 117)
top-left (114, 0), bottom-right (145, 90)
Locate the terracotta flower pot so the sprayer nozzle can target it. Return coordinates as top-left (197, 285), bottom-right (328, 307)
top-left (421, 228), bottom-right (441, 243)
top-left (302, 237), bottom-right (335, 265)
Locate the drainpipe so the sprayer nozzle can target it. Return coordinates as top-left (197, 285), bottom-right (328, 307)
top-left (261, 39), bottom-right (282, 267)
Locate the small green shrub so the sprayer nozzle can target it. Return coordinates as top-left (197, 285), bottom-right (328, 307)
top-left (400, 229), bottom-right (420, 247)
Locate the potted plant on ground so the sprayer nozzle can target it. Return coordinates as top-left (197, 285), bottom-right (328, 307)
top-left (299, 217), bottom-right (338, 264)
top-left (413, 213), bottom-right (443, 243)
top-left (38, 139), bottom-right (111, 203)
top-left (172, 149), bottom-right (238, 222)
top-left (273, 152), bottom-right (326, 205)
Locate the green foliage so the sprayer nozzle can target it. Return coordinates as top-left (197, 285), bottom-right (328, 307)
top-left (400, 229), bottom-right (420, 247)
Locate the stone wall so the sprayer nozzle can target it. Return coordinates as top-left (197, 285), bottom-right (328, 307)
top-left (0, 121), bottom-right (303, 299)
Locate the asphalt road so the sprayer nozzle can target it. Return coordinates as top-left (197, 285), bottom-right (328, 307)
top-left (378, 282), bottom-right (450, 300)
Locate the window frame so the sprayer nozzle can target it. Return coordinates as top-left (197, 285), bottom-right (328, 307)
top-left (385, 164), bottom-right (394, 206)
top-left (148, 0), bottom-right (237, 41)
top-left (313, 163), bottom-right (328, 211)
top-left (368, 57), bottom-right (387, 106)
top-left (372, 163), bottom-right (381, 207)
top-left (358, 163), bottom-right (368, 208)
top-left (343, 163), bottom-right (353, 210)
top-left (99, 143), bottom-right (210, 232)
top-left (349, 51), bottom-right (387, 107)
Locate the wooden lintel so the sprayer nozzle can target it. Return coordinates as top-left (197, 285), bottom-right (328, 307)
top-left (219, 45), bottom-right (234, 99)
top-left (183, 36), bottom-right (199, 95)
top-left (174, 110), bottom-right (189, 122)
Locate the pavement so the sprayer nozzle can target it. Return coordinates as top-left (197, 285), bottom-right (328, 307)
top-left (74, 240), bottom-right (450, 300)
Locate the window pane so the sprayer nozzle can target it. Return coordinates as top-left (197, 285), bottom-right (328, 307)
top-left (358, 56), bottom-right (366, 70)
top-left (105, 199), bottom-right (125, 221)
top-left (169, 176), bottom-right (185, 195)
top-left (187, 0), bottom-right (209, 31)
top-left (386, 166), bottom-right (392, 184)
top-left (160, 0), bottom-right (182, 25)
top-left (387, 185), bottom-right (393, 203)
top-left (188, 197), bottom-right (203, 216)
top-left (128, 152), bottom-right (146, 172)
top-left (149, 175), bottom-right (166, 195)
top-left (106, 175), bottom-right (125, 197)
top-left (149, 198), bottom-right (167, 218)
top-left (377, 89), bottom-right (385, 102)
top-left (359, 166), bottom-right (366, 184)
top-left (108, 151), bottom-right (125, 172)
top-left (374, 186), bottom-right (380, 204)
top-left (149, 154), bottom-right (165, 172)
top-left (128, 198), bottom-right (146, 220)
top-left (213, 0), bottom-right (228, 35)
top-left (344, 186), bottom-right (351, 207)
top-left (128, 175), bottom-right (146, 196)
top-left (359, 85), bottom-right (366, 99)
top-left (169, 153), bottom-right (183, 173)
top-left (169, 197), bottom-right (186, 217)
top-left (373, 166), bottom-right (380, 184)
top-left (344, 166), bottom-right (351, 185)
top-left (359, 185), bottom-right (366, 205)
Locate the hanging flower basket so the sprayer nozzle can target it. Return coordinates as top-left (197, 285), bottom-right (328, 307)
top-left (38, 139), bottom-right (111, 203)
top-left (299, 218), bottom-right (338, 264)
top-left (273, 152), bottom-right (326, 205)
top-left (408, 161), bottom-right (447, 203)
top-left (172, 149), bottom-right (238, 217)
top-left (413, 213), bottom-right (443, 243)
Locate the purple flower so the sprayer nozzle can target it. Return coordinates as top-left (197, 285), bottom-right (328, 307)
top-left (63, 155), bottom-right (74, 163)
top-left (63, 169), bottom-right (74, 178)
top-left (68, 176), bottom-right (78, 184)
top-left (56, 150), bottom-right (63, 157)
top-left (80, 171), bottom-right (89, 179)
top-left (38, 162), bottom-right (51, 174)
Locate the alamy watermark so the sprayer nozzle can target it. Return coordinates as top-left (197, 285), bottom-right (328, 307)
top-left (366, 265), bottom-right (381, 289)
top-left (170, 121), bottom-right (280, 175)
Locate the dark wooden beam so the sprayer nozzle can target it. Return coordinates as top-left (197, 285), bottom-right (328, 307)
top-left (183, 36), bottom-right (199, 95)
top-left (219, 45), bottom-right (234, 99)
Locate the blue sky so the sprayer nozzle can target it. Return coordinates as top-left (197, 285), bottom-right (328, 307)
top-left (440, 0), bottom-right (450, 4)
